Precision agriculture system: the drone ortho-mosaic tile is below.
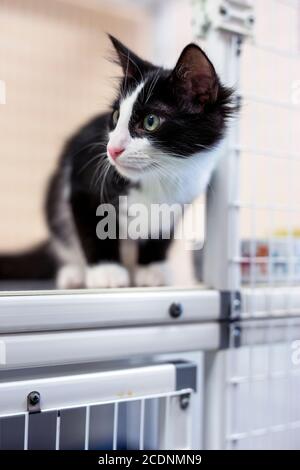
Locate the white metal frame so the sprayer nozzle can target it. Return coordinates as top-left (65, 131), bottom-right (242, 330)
top-left (0, 322), bottom-right (219, 368)
top-left (1, 0), bottom-right (300, 451)
top-left (0, 289), bottom-right (219, 333)
top-left (0, 364), bottom-right (177, 417)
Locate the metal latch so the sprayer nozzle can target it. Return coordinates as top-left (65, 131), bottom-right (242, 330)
top-left (192, 0), bottom-right (255, 38)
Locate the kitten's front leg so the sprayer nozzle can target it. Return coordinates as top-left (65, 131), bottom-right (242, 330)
top-left (56, 238), bottom-right (130, 289)
top-left (84, 238), bottom-right (130, 288)
top-left (134, 239), bottom-right (172, 287)
top-left (56, 264), bottom-right (86, 289)
top-left (57, 262), bottom-right (130, 289)
top-left (56, 262), bottom-right (130, 289)
top-left (85, 263), bottom-right (129, 288)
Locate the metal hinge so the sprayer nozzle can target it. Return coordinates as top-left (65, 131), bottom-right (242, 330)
top-left (192, 0), bottom-right (255, 38)
top-left (220, 291), bottom-right (242, 349)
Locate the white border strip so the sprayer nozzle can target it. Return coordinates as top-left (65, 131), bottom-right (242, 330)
top-left (0, 289), bottom-right (219, 333)
top-left (0, 364), bottom-right (176, 417)
top-left (0, 323), bottom-right (219, 369)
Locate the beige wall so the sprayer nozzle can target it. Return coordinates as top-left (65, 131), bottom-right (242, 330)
top-left (0, 0), bottom-right (151, 251)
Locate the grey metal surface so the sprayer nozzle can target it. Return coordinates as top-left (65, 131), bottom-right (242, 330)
top-left (0, 323), bottom-right (220, 369)
top-left (174, 361), bottom-right (197, 392)
top-left (0, 288), bottom-right (220, 333)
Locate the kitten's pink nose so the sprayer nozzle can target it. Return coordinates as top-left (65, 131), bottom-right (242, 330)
top-left (108, 146), bottom-right (125, 160)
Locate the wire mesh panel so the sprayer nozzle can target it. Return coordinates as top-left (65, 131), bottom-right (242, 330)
top-left (0, 393), bottom-right (194, 451)
top-left (0, 362), bottom-right (196, 450)
top-left (203, 316), bottom-right (300, 450)
top-left (237, 0), bottom-right (300, 294)
top-left (217, 0), bottom-right (300, 449)
top-left (203, 0), bottom-right (300, 294)
top-left (225, 317), bottom-right (300, 450)
top-left (203, 3), bottom-right (300, 449)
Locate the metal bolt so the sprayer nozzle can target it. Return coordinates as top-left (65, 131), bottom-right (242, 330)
top-left (179, 393), bottom-right (190, 410)
top-left (233, 326), bottom-right (241, 348)
top-left (236, 94), bottom-right (242, 107)
top-left (28, 391), bottom-right (40, 406)
top-left (233, 326), bottom-right (241, 336)
top-left (169, 302), bottom-right (183, 319)
top-left (219, 6), bottom-right (228, 16)
top-left (233, 298), bottom-right (241, 312)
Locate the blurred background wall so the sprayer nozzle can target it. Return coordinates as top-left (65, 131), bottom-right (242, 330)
top-left (0, 0), bottom-right (152, 250)
top-left (0, 0), bottom-right (299, 286)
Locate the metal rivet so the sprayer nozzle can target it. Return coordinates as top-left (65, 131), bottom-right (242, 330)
top-left (29, 391), bottom-right (40, 406)
top-left (233, 326), bottom-right (241, 348)
top-left (179, 393), bottom-right (190, 410)
top-left (169, 302), bottom-right (183, 319)
top-left (27, 391), bottom-right (41, 413)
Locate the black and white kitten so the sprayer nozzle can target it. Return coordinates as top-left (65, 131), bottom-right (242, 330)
top-left (0, 35), bottom-right (234, 288)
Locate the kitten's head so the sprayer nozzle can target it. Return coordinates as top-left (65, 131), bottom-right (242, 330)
top-left (106, 35), bottom-right (235, 182)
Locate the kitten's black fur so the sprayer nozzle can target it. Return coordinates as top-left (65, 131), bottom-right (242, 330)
top-left (0, 35), bottom-right (235, 287)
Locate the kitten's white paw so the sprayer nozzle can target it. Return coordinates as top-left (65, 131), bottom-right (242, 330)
top-left (134, 262), bottom-right (171, 287)
top-left (86, 263), bottom-right (130, 288)
top-left (56, 265), bottom-right (85, 289)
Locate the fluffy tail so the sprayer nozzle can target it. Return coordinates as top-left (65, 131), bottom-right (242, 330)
top-left (0, 241), bottom-right (57, 280)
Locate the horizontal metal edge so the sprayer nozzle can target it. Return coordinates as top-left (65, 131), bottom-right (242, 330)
top-left (0, 323), bottom-right (220, 369)
top-left (174, 361), bottom-right (197, 392)
top-left (0, 363), bottom-right (176, 417)
top-left (241, 287), bottom-right (300, 319)
top-left (232, 317), bottom-right (300, 347)
top-left (0, 289), bottom-right (220, 333)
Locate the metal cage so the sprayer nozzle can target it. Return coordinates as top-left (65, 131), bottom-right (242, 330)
top-left (0, 0), bottom-right (300, 451)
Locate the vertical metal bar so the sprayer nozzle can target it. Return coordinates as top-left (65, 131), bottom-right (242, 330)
top-left (113, 403), bottom-right (119, 451)
top-left (23, 413), bottom-right (29, 450)
top-left (226, 323), bottom-right (240, 450)
top-left (84, 406), bottom-right (90, 451)
top-left (203, 31), bottom-right (242, 290)
top-left (186, 393), bottom-right (194, 450)
top-left (203, 351), bottom-right (228, 450)
top-left (139, 399), bottom-right (145, 451)
top-left (165, 395), bottom-right (171, 450)
top-left (285, 35), bottom-right (296, 448)
top-left (285, 318), bottom-right (293, 449)
top-left (266, 321), bottom-right (274, 449)
top-left (157, 394), bottom-right (172, 450)
top-left (55, 411), bottom-right (61, 450)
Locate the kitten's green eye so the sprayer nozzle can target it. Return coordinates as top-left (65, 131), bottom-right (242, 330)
top-left (112, 109), bottom-right (119, 126)
top-left (143, 114), bottom-right (160, 132)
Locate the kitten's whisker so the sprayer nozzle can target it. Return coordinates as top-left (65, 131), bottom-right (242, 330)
top-left (145, 70), bottom-right (160, 104)
top-left (98, 160), bottom-right (111, 202)
top-left (78, 153), bottom-right (107, 174)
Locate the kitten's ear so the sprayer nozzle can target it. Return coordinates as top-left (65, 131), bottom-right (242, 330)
top-left (171, 44), bottom-right (219, 112)
top-left (108, 34), bottom-right (154, 80)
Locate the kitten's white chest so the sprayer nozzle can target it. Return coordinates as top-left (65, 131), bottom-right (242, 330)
top-left (119, 183), bottom-right (173, 239)
top-left (119, 146), bottom-right (222, 239)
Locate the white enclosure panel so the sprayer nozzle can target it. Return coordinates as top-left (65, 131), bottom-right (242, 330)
top-left (0, 360), bottom-right (196, 450)
top-left (225, 341), bottom-right (300, 450)
top-left (0, 323), bottom-right (220, 369)
top-left (0, 289), bottom-right (220, 333)
top-left (204, 314), bottom-right (300, 450)
top-left (241, 287), bottom-right (300, 319)
top-left (0, 364), bottom-right (176, 417)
